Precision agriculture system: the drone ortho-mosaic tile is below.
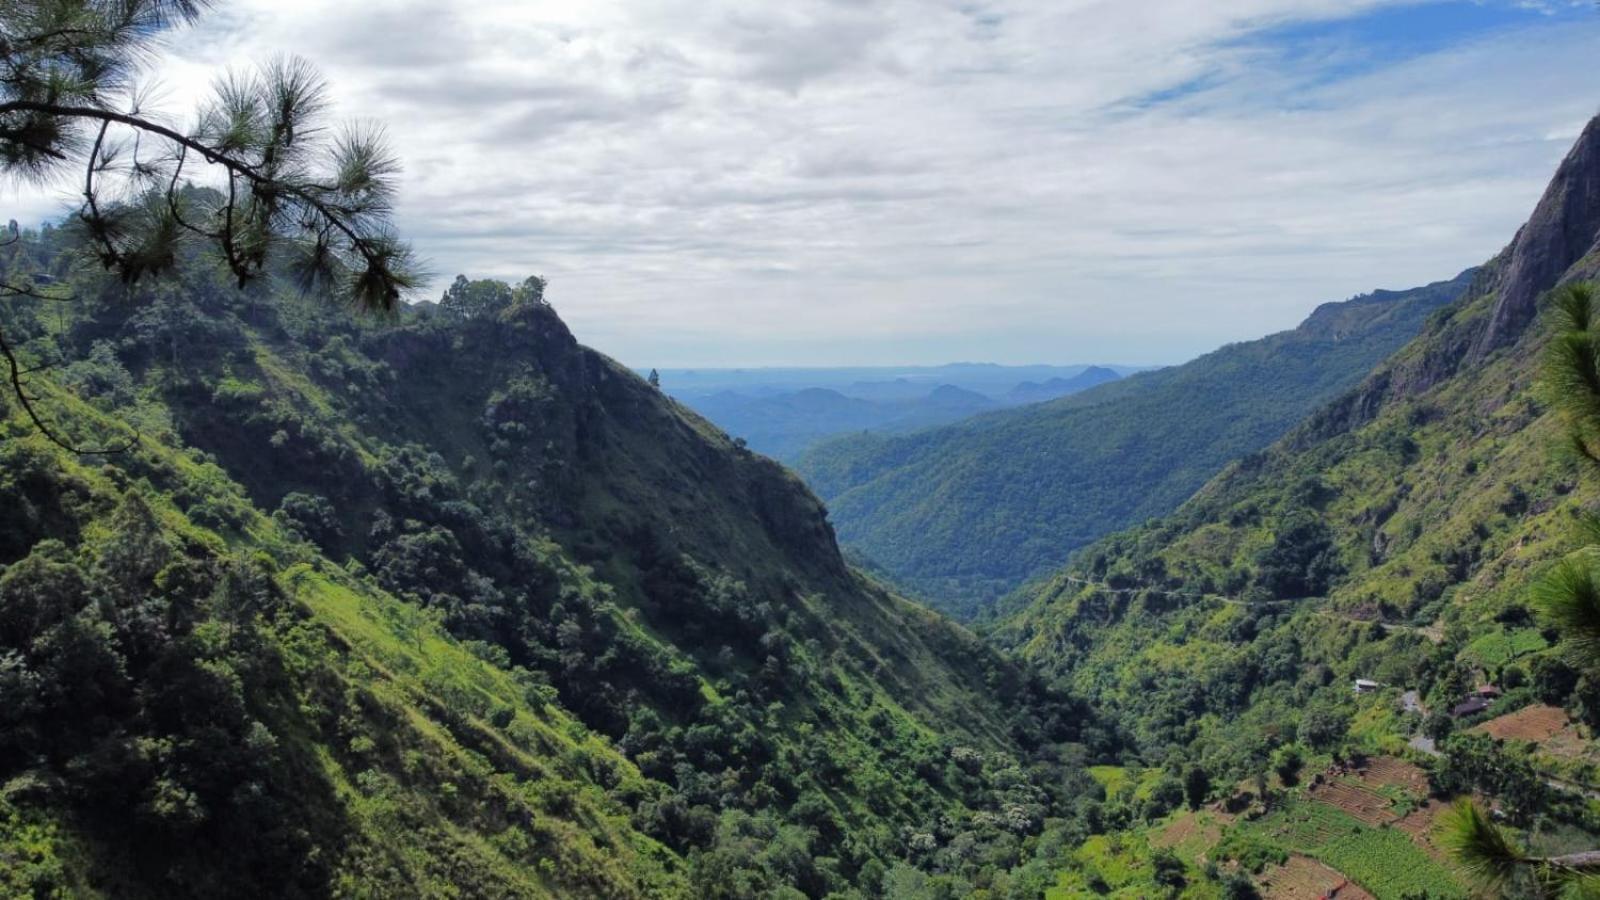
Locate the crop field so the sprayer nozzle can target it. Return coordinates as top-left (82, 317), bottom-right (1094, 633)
top-left (1150, 811), bottom-right (1221, 863)
top-left (1356, 757), bottom-right (1428, 795)
top-left (1252, 802), bottom-right (1366, 851)
top-left (1245, 800), bottom-right (1467, 898)
top-left (1472, 704), bottom-right (1600, 767)
top-left (1315, 827), bottom-right (1465, 898)
top-left (1474, 704), bottom-right (1569, 742)
top-left (1308, 778), bottom-right (1398, 827)
top-left (1462, 628), bottom-right (1547, 669)
top-left (1540, 726), bottom-right (1600, 765)
top-left (1257, 855), bottom-right (1373, 900)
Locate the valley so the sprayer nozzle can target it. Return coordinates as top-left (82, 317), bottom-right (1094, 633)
top-left (4, 3), bottom-right (1600, 898)
top-left (797, 274), bottom-right (1473, 617)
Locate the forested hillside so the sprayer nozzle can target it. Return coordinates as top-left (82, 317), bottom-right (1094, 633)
top-left (798, 273), bottom-right (1471, 616)
top-left (994, 116), bottom-right (1600, 897)
top-left (0, 230), bottom-right (1112, 898)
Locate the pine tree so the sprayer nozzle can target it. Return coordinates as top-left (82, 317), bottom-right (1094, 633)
top-left (0, 0), bottom-right (417, 449)
top-left (1446, 283), bottom-right (1600, 894)
top-left (648, 368), bottom-right (660, 389)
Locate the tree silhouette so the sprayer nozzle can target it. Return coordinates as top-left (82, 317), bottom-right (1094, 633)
top-left (1, 0), bottom-right (418, 450)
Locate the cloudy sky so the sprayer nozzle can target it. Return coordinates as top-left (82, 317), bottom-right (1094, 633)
top-left (9, 1), bottom-right (1600, 366)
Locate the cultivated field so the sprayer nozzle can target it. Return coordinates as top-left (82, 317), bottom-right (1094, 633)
top-left (1247, 798), bottom-right (1467, 898)
top-left (1474, 704), bottom-right (1600, 768)
top-left (1308, 779), bottom-right (1398, 827)
top-left (1357, 757), bottom-right (1428, 794)
top-left (1151, 810), bottom-right (1221, 863)
top-left (1473, 704), bottom-right (1568, 742)
top-left (1258, 855), bottom-right (1374, 900)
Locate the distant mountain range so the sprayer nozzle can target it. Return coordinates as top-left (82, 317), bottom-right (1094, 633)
top-left (679, 385), bottom-right (992, 461)
top-left (659, 363), bottom-right (1136, 461)
top-left (1004, 366), bottom-right (1122, 405)
top-left (795, 270), bottom-right (1475, 617)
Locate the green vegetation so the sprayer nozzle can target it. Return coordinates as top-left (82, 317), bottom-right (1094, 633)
top-left (797, 272), bottom-right (1472, 617)
top-left (990, 117), bottom-right (1600, 897)
top-left (1438, 284), bottom-right (1600, 891)
top-left (1461, 628), bottom-right (1547, 670)
top-left (7, 6), bottom-right (1600, 897)
top-left (989, 250), bottom-right (1569, 789)
top-left (1045, 832), bottom-right (1217, 899)
top-left (1240, 802), bottom-right (1464, 898)
top-left (0, 0), bottom-right (417, 343)
top-left (0, 222), bottom-right (1120, 896)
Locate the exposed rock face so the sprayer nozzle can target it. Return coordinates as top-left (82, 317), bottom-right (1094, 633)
top-left (1474, 115), bottom-right (1600, 358)
top-left (1293, 116), bottom-right (1600, 446)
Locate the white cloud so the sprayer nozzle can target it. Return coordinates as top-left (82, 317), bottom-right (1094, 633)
top-left (12, 0), bottom-right (1600, 365)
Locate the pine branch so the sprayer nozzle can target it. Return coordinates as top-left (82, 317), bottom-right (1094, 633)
top-left (0, 98), bottom-right (411, 309)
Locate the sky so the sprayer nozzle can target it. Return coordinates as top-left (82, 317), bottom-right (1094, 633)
top-left (7, 1), bottom-right (1600, 367)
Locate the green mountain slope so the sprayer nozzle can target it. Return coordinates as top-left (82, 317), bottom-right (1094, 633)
top-left (0, 367), bottom-right (687, 899)
top-left (796, 273), bottom-right (1472, 617)
top-left (0, 233), bottom-right (1106, 897)
top-left (993, 117), bottom-right (1600, 895)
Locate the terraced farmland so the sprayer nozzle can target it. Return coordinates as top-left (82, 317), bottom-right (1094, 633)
top-left (1257, 855), bottom-right (1373, 900)
top-left (1243, 798), bottom-right (1466, 898)
top-left (1358, 758), bottom-right (1428, 794)
top-left (1392, 800), bottom-right (1450, 860)
top-left (1151, 810), bottom-right (1223, 864)
top-left (1308, 778), bottom-right (1399, 827)
top-left (1474, 704), bottom-right (1569, 742)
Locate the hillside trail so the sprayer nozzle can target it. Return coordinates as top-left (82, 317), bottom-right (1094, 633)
top-left (1055, 575), bottom-right (1443, 641)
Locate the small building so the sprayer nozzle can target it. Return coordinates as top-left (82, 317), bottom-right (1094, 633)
top-left (1353, 679), bottom-right (1381, 694)
top-left (1451, 697), bottom-right (1492, 718)
top-left (1474, 684), bottom-right (1502, 699)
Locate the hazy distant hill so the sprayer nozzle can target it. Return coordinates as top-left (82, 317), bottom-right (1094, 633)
top-left (797, 271), bottom-right (1473, 617)
top-left (680, 383), bottom-right (994, 460)
top-left (652, 362), bottom-right (1146, 401)
top-left (668, 365), bottom-right (1132, 461)
top-left (1003, 366), bottom-right (1122, 405)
